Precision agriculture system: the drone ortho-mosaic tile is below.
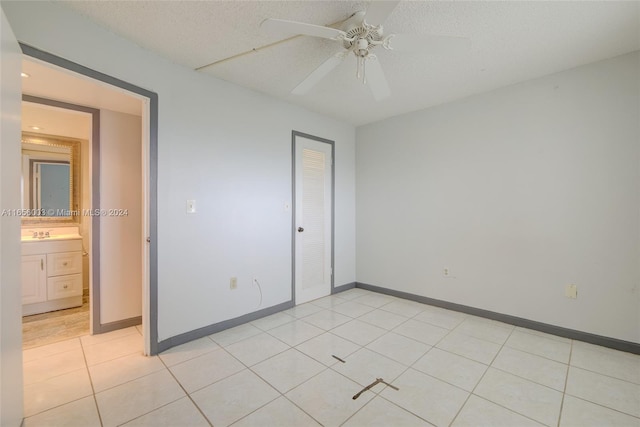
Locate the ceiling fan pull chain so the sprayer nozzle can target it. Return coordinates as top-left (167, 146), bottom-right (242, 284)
top-left (362, 59), bottom-right (367, 84)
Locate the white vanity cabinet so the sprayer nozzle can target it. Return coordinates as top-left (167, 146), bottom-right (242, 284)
top-left (22, 238), bottom-right (83, 316)
top-left (21, 255), bottom-right (47, 305)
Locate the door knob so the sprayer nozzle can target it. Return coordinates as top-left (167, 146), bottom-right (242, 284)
top-left (298, 227), bottom-right (304, 232)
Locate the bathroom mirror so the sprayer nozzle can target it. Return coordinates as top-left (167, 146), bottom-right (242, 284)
top-left (21, 132), bottom-right (81, 224)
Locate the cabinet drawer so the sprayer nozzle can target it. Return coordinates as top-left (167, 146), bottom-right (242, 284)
top-left (47, 252), bottom-right (82, 276)
top-left (47, 274), bottom-right (82, 300)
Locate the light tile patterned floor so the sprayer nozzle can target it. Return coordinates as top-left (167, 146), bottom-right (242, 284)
top-left (22, 289), bottom-right (640, 426)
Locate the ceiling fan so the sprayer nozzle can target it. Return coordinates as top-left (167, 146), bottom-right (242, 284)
top-left (261, 1), bottom-right (468, 101)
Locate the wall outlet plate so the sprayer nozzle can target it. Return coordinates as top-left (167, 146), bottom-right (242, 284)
top-left (565, 284), bottom-right (577, 299)
top-left (230, 277), bottom-right (238, 290)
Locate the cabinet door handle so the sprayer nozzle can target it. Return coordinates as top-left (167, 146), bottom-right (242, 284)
top-left (41, 259), bottom-right (43, 270)
top-left (63, 262), bottom-right (68, 266)
top-left (63, 285), bottom-right (68, 289)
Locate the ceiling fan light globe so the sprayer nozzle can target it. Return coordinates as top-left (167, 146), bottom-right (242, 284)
top-left (357, 38), bottom-right (369, 50)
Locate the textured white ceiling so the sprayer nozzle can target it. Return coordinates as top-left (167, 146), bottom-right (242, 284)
top-left (59, 1), bottom-right (639, 126)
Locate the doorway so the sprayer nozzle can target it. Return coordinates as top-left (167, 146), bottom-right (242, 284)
top-left (20, 97), bottom-right (95, 348)
top-left (20, 44), bottom-right (159, 355)
top-left (292, 131), bottom-right (334, 304)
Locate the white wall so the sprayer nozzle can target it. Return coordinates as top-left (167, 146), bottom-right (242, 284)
top-left (356, 52), bottom-right (640, 343)
top-left (100, 109), bottom-right (142, 324)
top-left (2, 1), bottom-right (356, 341)
top-left (0, 7), bottom-right (24, 426)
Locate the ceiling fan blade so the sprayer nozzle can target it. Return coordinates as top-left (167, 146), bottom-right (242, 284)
top-left (292, 52), bottom-right (347, 95)
top-left (261, 18), bottom-right (346, 40)
top-left (364, 1), bottom-right (400, 25)
top-left (365, 56), bottom-right (390, 101)
top-left (388, 33), bottom-right (471, 54)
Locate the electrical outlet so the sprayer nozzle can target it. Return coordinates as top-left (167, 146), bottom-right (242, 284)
top-left (565, 284), bottom-right (577, 299)
top-left (230, 277), bottom-right (238, 290)
top-left (443, 268), bottom-right (450, 277)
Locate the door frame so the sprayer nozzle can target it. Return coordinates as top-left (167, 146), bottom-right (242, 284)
top-left (291, 130), bottom-right (335, 304)
top-left (20, 43), bottom-right (160, 355)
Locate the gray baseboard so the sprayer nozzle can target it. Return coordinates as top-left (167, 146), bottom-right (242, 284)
top-left (157, 281), bottom-right (358, 354)
top-left (356, 282), bottom-right (640, 355)
top-left (333, 282), bottom-right (356, 294)
top-left (157, 300), bottom-right (294, 353)
top-left (96, 316), bottom-right (142, 335)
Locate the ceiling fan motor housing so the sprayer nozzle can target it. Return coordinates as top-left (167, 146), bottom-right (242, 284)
top-left (343, 25), bottom-right (384, 57)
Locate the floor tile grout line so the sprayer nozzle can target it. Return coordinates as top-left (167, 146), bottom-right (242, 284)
top-left (514, 326), bottom-right (573, 344)
top-left (250, 317), bottom-right (296, 332)
top-left (79, 335), bottom-right (105, 427)
top-left (561, 392), bottom-right (640, 420)
top-left (441, 327), bottom-right (551, 427)
top-left (281, 394), bottom-right (326, 426)
top-left (448, 325), bottom-right (516, 427)
top-left (159, 340), bottom-right (222, 368)
top-left (22, 387), bottom-right (97, 422)
top-left (328, 345), bottom-right (414, 389)
top-left (362, 335), bottom-right (432, 367)
top-left (459, 394), bottom-right (550, 427)
top-left (21, 345), bottom-right (81, 364)
top-left (352, 310), bottom-right (538, 423)
top-left (247, 346), bottom-right (327, 393)
top-left (23, 290), bottom-right (639, 425)
top-left (165, 350), bottom-right (246, 396)
top-left (338, 391), bottom-right (379, 426)
top-left (23, 330), bottom-right (141, 422)
top-left (21, 339), bottom-right (97, 420)
top-left (90, 363), bottom-right (167, 395)
top-left (462, 326), bottom-right (558, 427)
top-left (225, 339), bottom-right (337, 427)
top-left (557, 339), bottom-right (574, 427)
top-left (502, 341), bottom-right (571, 365)
top-left (374, 393), bottom-right (438, 426)
top-left (237, 364), bottom-right (328, 425)
top-left (488, 365), bottom-right (567, 394)
top-left (79, 328), bottom-right (141, 349)
top-left (22, 348), bottom-right (88, 385)
top-left (403, 348), bottom-right (490, 397)
top-left (86, 331), bottom-right (173, 425)
top-left (565, 363), bottom-right (640, 386)
top-left (209, 328), bottom-right (264, 348)
top-left (157, 355), bottom-right (214, 427)
top-left (409, 315), bottom-right (467, 332)
top-left (298, 313), bottom-right (353, 331)
top-left (263, 325), bottom-right (324, 349)
top-left (178, 303), bottom-right (639, 426)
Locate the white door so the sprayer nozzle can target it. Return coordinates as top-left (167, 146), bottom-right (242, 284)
top-left (294, 133), bottom-right (333, 304)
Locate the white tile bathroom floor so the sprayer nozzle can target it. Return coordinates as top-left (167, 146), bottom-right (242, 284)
top-left (22, 289), bottom-right (640, 426)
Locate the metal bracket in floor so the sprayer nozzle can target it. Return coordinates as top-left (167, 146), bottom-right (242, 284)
top-left (352, 378), bottom-right (399, 400)
top-left (332, 354), bottom-right (346, 363)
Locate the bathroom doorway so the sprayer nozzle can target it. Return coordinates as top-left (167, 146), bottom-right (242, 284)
top-left (20, 97), bottom-right (95, 349)
top-left (19, 45), bottom-right (159, 356)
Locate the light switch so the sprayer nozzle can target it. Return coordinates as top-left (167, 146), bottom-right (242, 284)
top-left (186, 200), bottom-right (196, 214)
